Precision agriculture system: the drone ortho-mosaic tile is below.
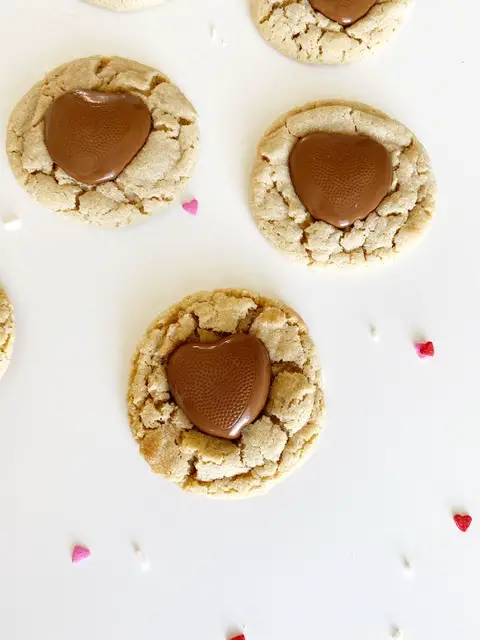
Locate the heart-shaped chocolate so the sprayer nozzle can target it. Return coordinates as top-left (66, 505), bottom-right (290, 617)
top-left (289, 132), bottom-right (392, 228)
top-left (44, 90), bottom-right (152, 185)
top-left (309, 0), bottom-right (377, 26)
top-left (167, 334), bottom-right (271, 440)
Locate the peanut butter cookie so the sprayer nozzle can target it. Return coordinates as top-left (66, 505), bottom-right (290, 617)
top-left (7, 56), bottom-right (199, 228)
top-left (128, 289), bottom-right (324, 497)
top-left (0, 290), bottom-right (15, 381)
top-left (251, 0), bottom-right (412, 64)
top-left (250, 100), bottom-right (436, 268)
top-left (87, 0), bottom-right (164, 10)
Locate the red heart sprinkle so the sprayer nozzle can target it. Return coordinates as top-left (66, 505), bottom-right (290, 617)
top-left (415, 341), bottom-right (435, 358)
top-left (454, 514), bottom-right (472, 532)
top-left (230, 636), bottom-right (246, 640)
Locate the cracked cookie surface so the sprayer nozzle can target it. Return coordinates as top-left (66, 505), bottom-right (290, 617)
top-left (250, 100), bottom-right (436, 268)
top-left (0, 290), bottom-right (15, 381)
top-left (87, 0), bottom-right (164, 10)
top-left (251, 0), bottom-right (412, 64)
top-left (6, 56), bottom-right (199, 228)
top-left (128, 289), bottom-right (324, 497)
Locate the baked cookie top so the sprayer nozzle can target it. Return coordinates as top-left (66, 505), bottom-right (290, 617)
top-left (7, 56), bottom-right (199, 228)
top-left (87, 0), bottom-right (164, 10)
top-left (0, 290), bottom-right (15, 381)
top-left (128, 289), bottom-right (324, 498)
top-left (251, 101), bottom-right (436, 268)
top-left (251, 0), bottom-right (412, 64)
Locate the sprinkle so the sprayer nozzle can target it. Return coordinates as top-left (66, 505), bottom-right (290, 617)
top-left (210, 25), bottom-right (218, 42)
top-left (3, 216), bottom-right (22, 231)
top-left (182, 199), bottom-right (198, 216)
top-left (133, 543), bottom-right (151, 572)
top-left (221, 39), bottom-right (228, 48)
top-left (72, 545), bottom-right (91, 564)
top-left (370, 325), bottom-right (379, 341)
top-left (230, 636), bottom-right (245, 640)
top-left (454, 513), bottom-right (472, 532)
top-left (401, 556), bottom-right (414, 579)
top-left (390, 627), bottom-right (403, 640)
top-left (415, 341), bottom-right (435, 358)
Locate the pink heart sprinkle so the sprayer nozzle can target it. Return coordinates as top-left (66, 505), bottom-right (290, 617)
top-left (72, 545), bottom-right (91, 564)
top-left (182, 199), bottom-right (198, 215)
top-left (415, 341), bottom-right (435, 359)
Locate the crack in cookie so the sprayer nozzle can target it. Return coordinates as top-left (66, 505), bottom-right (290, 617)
top-left (128, 289), bottom-right (324, 497)
top-left (7, 56), bottom-right (199, 228)
top-left (250, 100), bottom-right (436, 268)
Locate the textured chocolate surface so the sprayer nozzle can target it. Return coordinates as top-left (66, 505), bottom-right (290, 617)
top-left (44, 90), bottom-right (151, 185)
top-left (309, 0), bottom-right (377, 25)
top-left (167, 334), bottom-right (271, 440)
top-left (289, 131), bottom-right (392, 228)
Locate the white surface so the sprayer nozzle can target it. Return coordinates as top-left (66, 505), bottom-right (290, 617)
top-left (0, 1), bottom-right (479, 639)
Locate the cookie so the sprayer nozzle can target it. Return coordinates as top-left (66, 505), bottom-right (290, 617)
top-left (7, 56), bottom-right (199, 228)
top-left (0, 290), bottom-right (15, 381)
top-left (251, 0), bottom-right (412, 64)
top-left (87, 0), bottom-right (164, 10)
top-left (250, 100), bottom-right (436, 268)
top-left (128, 289), bottom-right (324, 497)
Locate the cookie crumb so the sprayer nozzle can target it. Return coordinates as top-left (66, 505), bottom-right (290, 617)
top-left (71, 545), bottom-right (91, 564)
top-left (3, 216), bottom-right (22, 232)
top-left (133, 543), bottom-right (151, 572)
top-left (182, 199), bottom-right (198, 215)
top-left (415, 341), bottom-right (434, 358)
top-left (390, 627), bottom-right (403, 640)
top-left (370, 325), bottom-right (379, 341)
top-left (453, 513), bottom-right (472, 532)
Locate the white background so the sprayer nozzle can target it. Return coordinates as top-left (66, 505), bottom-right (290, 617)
top-left (0, 1), bottom-right (479, 638)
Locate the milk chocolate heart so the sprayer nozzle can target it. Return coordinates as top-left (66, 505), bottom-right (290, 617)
top-left (309, 0), bottom-right (377, 25)
top-left (44, 90), bottom-right (152, 185)
top-left (289, 132), bottom-right (392, 228)
top-left (167, 334), bottom-right (271, 440)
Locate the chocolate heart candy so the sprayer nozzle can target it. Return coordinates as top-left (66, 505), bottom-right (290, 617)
top-left (167, 334), bottom-right (271, 440)
top-left (309, 0), bottom-right (377, 25)
top-left (289, 131), bottom-right (392, 228)
top-left (44, 90), bottom-right (152, 185)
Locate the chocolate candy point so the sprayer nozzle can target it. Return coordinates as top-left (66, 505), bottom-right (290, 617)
top-left (44, 90), bottom-right (152, 185)
top-left (289, 132), bottom-right (392, 229)
top-left (309, 0), bottom-right (377, 26)
top-left (167, 334), bottom-right (271, 440)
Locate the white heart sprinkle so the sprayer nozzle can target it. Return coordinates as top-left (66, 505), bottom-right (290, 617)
top-left (3, 217), bottom-right (22, 231)
top-left (133, 544), bottom-right (151, 572)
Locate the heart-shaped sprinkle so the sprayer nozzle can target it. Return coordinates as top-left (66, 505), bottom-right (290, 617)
top-left (289, 132), bottom-right (392, 228)
top-left (309, 0), bottom-right (377, 26)
top-left (454, 513), bottom-right (472, 532)
top-left (44, 90), bottom-right (152, 186)
top-left (72, 545), bottom-right (91, 564)
top-left (415, 341), bottom-right (435, 358)
top-left (182, 198), bottom-right (198, 215)
top-left (167, 334), bottom-right (271, 440)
